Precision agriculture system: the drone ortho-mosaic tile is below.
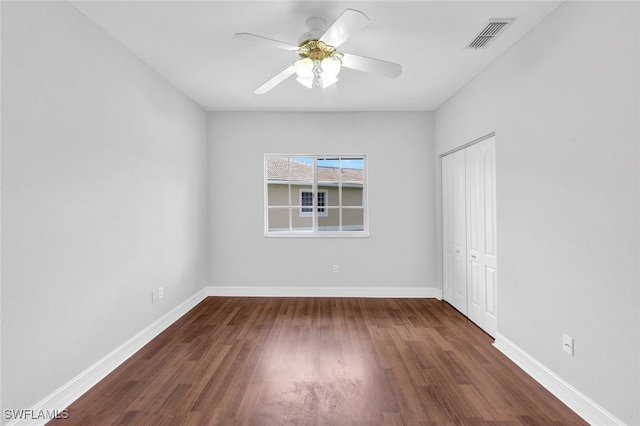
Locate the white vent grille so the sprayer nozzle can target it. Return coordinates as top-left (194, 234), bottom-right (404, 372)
top-left (466, 19), bottom-right (514, 49)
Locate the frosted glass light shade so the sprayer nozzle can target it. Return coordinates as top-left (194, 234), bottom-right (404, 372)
top-left (296, 76), bottom-right (313, 89)
top-left (321, 56), bottom-right (341, 78)
top-left (294, 58), bottom-right (314, 79)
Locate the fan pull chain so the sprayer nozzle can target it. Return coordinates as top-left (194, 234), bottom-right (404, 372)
top-left (313, 60), bottom-right (323, 88)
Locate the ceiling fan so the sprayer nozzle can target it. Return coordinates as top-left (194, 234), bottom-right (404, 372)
top-left (235, 9), bottom-right (402, 94)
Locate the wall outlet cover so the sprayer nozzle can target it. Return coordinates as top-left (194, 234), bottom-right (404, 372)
top-left (562, 333), bottom-right (574, 356)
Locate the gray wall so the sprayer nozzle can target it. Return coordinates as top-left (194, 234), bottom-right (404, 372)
top-left (1, 2), bottom-right (209, 415)
top-left (208, 112), bottom-right (436, 291)
top-left (434, 2), bottom-right (639, 424)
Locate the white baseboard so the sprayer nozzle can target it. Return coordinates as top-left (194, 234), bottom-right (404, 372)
top-left (206, 285), bottom-right (442, 299)
top-left (7, 288), bottom-right (209, 426)
top-left (493, 333), bottom-right (625, 426)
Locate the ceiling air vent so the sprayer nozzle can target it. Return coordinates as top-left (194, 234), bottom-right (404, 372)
top-left (466, 19), bottom-right (514, 49)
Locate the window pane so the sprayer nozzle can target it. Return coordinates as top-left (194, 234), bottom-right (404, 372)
top-left (318, 158), bottom-right (340, 184)
top-left (342, 208), bottom-right (364, 231)
top-left (265, 156), bottom-right (294, 183)
top-left (318, 207), bottom-right (340, 231)
top-left (342, 185), bottom-right (363, 207)
top-left (341, 158), bottom-right (364, 182)
top-left (290, 156), bottom-right (313, 183)
top-left (267, 183), bottom-right (289, 207)
top-left (342, 158), bottom-right (364, 207)
top-left (318, 185), bottom-right (337, 207)
top-left (291, 214), bottom-right (313, 231)
top-left (266, 157), bottom-right (312, 194)
top-left (267, 208), bottom-right (290, 232)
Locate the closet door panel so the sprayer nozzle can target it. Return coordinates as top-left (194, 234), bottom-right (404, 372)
top-left (442, 150), bottom-right (467, 315)
top-left (452, 150), bottom-right (467, 315)
top-left (466, 143), bottom-right (484, 327)
top-left (481, 137), bottom-right (497, 337)
top-left (485, 266), bottom-right (498, 318)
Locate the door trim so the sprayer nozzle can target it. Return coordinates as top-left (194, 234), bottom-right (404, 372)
top-left (440, 131), bottom-right (495, 158)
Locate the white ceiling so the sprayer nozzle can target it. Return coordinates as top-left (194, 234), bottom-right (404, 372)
top-left (70, 1), bottom-right (562, 112)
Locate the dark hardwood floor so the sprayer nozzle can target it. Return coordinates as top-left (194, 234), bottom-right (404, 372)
top-left (49, 297), bottom-right (587, 425)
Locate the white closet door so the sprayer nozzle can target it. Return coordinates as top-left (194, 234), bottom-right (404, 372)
top-left (481, 137), bottom-right (498, 337)
top-left (442, 136), bottom-right (497, 338)
top-left (465, 142), bottom-right (484, 328)
top-left (442, 149), bottom-right (467, 315)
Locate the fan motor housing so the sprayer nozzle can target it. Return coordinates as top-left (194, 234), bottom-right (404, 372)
top-left (297, 39), bottom-right (336, 61)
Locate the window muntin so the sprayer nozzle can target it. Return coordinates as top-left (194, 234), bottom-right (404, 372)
top-left (265, 155), bottom-right (367, 236)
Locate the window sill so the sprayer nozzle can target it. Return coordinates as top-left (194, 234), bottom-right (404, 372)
top-left (265, 231), bottom-right (369, 238)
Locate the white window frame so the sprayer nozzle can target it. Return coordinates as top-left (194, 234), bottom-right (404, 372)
top-left (299, 189), bottom-right (328, 217)
top-left (264, 154), bottom-right (368, 237)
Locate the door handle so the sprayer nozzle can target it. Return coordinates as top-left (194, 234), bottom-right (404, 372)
top-left (471, 255), bottom-right (477, 259)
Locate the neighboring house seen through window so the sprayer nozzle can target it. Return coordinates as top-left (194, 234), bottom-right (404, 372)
top-left (265, 155), bottom-right (367, 236)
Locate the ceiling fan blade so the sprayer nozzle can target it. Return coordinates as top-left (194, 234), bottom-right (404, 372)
top-left (235, 33), bottom-right (299, 51)
top-left (341, 52), bottom-right (402, 79)
top-left (254, 65), bottom-right (296, 94)
top-left (319, 9), bottom-right (370, 48)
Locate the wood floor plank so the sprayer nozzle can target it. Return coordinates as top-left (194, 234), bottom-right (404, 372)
top-left (48, 297), bottom-right (588, 425)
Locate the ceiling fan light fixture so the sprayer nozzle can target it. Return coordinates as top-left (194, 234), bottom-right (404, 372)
top-left (296, 76), bottom-right (314, 89)
top-left (294, 57), bottom-right (314, 79)
top-left (321, 55), bottom-right (341, 79)
top-left (293, 39), bottom-right (343, 89)
top-left (236, 9), bottom-right (402, 94)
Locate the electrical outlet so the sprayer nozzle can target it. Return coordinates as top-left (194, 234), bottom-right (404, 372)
top-left (151, 290), bottom-right (156, 304)
top-left (562, 333), bottom-right (574, 356)
top-left (158, 286), bottom-right (164, 300)
top-left (333, 264), bottom-right (339, 273)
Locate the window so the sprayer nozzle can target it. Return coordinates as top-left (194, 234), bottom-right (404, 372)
top-left (265, 155), bottom-right (367, 236)
top-left (300, 190), bottom-right (327, 217)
